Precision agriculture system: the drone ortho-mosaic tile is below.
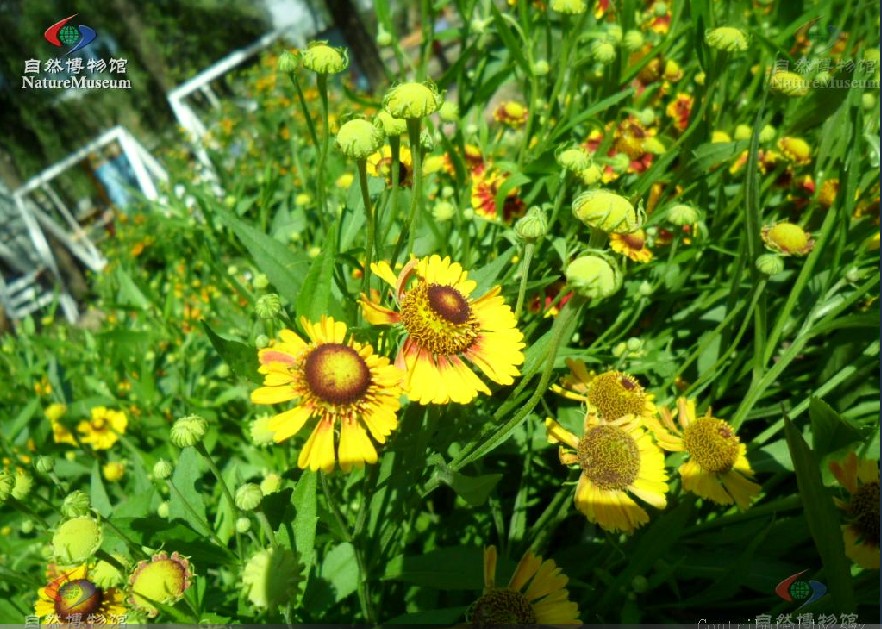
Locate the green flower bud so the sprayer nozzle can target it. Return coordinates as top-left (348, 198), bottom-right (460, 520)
top-left (862, 93), bottom-right (876, 110)
top-left (377, 111), bottom-right (407, 137)
top-left (260, 474), bottom-right (282, 496)
top-left (235, 483), bottom-right (263, 511)
top-left (593, 41), bottom-right (617, 65)
top-left (157, 501), bottom-right (170, 518)
top-left (578, 164), bottom-right (603, 186)
top-left (433, 200), bottom-right (456, 222)
top-left (632, 575), bottom-right (649, 593)
top-left (383, 81), bottom-right (443, 119)
top-left (170, 414), bottom-right (208, 448)
top-left (439, 101), bottom-right (459, 122)
top-left (705, 26), bottom-right (748, 52)
top-left (573, 189), bottom-right (640, 233)
top-left (550, 0), bottom-right (587, 14)
top-left (667, 204), bottom-right (699, 226)
top-left (252, 274), bottom-right (269, 290)
top-left (215, 363), bottom-right (231, 378)
top-left (235, 517), bottom-right (252, 534)
top-left (92, 556), bottom-right (126, 587)
top-left (733, 124), bottom-right (752, 140)
top-left (758, 124), bottom-right (776, 144)
top-left (566, 254), bottom-right (622, 301)
top-left (278, 50), bottom-right (300, 74)
top-left (301, 41), bottom-right (349, 75)
top-left (420, 129), bottom-right (436, 152)
top-left (755, 253), bottom-right (785, 276)
top-left (556, 147), bottom-right (592, 172)
top-left (21, 519), bottom-right (35, 535)
top-left (336, 118), bottom-right (385, 160)
top-left (623, 30), bottom-right (644, 51)
top-left (609, 152), bottom-right (631, 173)
top-left (770, 71), bottom-right (809, 96)
top-left (638, 281), bottom-right (654, 296)
top-left (250, 416), bottom-right (276, 446)
top-left (606, 24), bottom-right (623, 43)
top-left (34, 456), bottom-right (56, 475)
top-left (61, 490), bottom-right (92, 518)
top-left (255, 334), bottom-right (270, 349)
top-left (634, 108), bottom-right (656, 127)
top-left (53, 516), bottom-right (103, 564)
top-left (153, 460), bottom-right (173, 480)
top-left (515, 206), bottom-right (548, 242)
top-left (533, 60), bottom-right (550, 76)
top-left (377, 27), bottom-right (393, 47)
top-left (11, 469), bottom-right (33, 500)
top-left (255, 294), bottom-right (283, 320)
top-left (626, 337), bottom-right (643, 352)
top-left (242, 547), bottom-right (301, 610)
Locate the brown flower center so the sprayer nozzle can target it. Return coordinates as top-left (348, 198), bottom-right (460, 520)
top-left (467, 588), bottom-right (536, 625)
top-left (400, 282), bottom-right (479, 355)
top-left (303, 343), bottom-right (371, 405)
top-left (577, 425), bottom-right (640, 490)
top-left (849, 481), bottom-right (880, 546)
top-left (55, 579), bottom-right (102, 617)
top-left (682, 417), bottom-right (740, 473)
top-left (587, 371), bottom-right (649, 420)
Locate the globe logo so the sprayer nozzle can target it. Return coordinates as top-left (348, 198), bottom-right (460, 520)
top-left (58, 24), bottom-right (81, 46)
top-left (44, 14), bottom-right (97, 55)
top-left (775, 570), bottom-right (827, 609)
top-left (789, 580), bottom-right (812, 600)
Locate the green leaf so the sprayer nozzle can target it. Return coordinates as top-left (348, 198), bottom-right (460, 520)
top-left (168, 447), bottom-right (211, 537)
top-left (90, 461), bottom-right (112, 517)
top-left (783, 417), bottom-right (855, 612)
top-left (114, 266), bottom-right (152, 310)
top-left (691, 140), bottom-right (749, 172)
top-left (446, 471), bottom-right (503, 507)
top-left (809, 397), bottom-right (863, 458)
top-left (214, 206), bottom-right (311, 305)
top-left (488, 5), bottom-right (531, 76)
top-left (293, 471), bottom-right (317, 583)
top-left (202, 322), bottom-right (260, 384)
top-left (296, 222), bottom-right (338, 321)
top-left (384, 546), bottom-right (484, 590)
top-left (320, 542), bottom-right (359, 602)
top-left (470, 248), bottom-right (516, 296)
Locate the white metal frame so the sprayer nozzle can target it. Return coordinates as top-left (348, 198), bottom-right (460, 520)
top-left (5, 126), bottom-right (168, 323)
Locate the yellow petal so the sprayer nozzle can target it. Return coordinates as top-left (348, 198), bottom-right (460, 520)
top-left (250, 386), bottom-right (297, 405)
top-left (337, 419), bottom-right (376, 472)
top-left (298, 420), bottom-right (336, 473)
top-left (268, 405), bottom-right (313, 442)
top-left (545, 418), bottom-right (579, 448)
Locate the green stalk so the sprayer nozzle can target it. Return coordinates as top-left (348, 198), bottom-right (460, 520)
top-left (287, 74), bottom-right (319, 149)
top-left (514, 242), bottom-right (536, 319)
top-left (316, 74), bottom-right (330, 217)
top-left (320, 472), bottom-right (376, 624)
top-left (406, 119), bottom-right (424, 253)
top-left (357, 159), bottom-right (375, 294)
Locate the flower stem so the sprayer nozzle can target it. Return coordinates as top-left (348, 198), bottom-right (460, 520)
top-left (514, 242), bottom-right (536, 319)
top-left (316, 74), bottom-right (330, 217)
top-left (319, 472), bottom-right (376, 624)
top-left (357, 159), bottom-right (375, 295)
top-left (405, 119), bottom-right (424, 255)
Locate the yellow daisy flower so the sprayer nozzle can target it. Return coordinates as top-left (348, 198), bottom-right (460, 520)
top-left (77, 407), bottom-right (128, 451)
top-left (367, 145), bottom-right (413, 186)
top-left (360, 255), bottom-right (525, 405)
top-left (551, 359), bottom-right (656, 421)
top-left (34, 564), bottom-right (127, 624)
top-left (546, 411), bottom-right (668, 534)
top-left (467, 545), bottom-right (581, 625)
top-left (250, 316), bottom-right (402, 473)
top-left (647, 398), bottom-right (761, 510)
top-left (829, 452), bottom-right (879, 569)
top-left (609, 229), bottom-right (654, 263)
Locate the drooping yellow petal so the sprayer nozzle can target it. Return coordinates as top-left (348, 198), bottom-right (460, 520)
top-left (679, 460), bottom-right (732, 505)
top-left (360, 297), bottom-right (400, 326)
top-left (268, 405), bottom-right (313, 442)
top-left (337, 419), bottom-right (377, 472)
top-left (298, 420), bottom-right (336, 473)
top-left (483, 545), bottom-right (498, 591)
top-left (720, 469), bottom-right (761, 510)
top-left (508, 551), bottom-right (542, 593)
top-left (371, 261), bottom-right (399, 288)
top-left (251, 386), bottom-right (297, 405)
top-left (843, 525), bottom-right (881, 569)
top-left (524, 557), bottom-right (568, 602)
top-left (545, 418), bottom-right (580, 448)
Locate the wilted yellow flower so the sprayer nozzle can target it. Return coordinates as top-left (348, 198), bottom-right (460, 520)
top-left (761, 222), bottom-right (814, 256)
